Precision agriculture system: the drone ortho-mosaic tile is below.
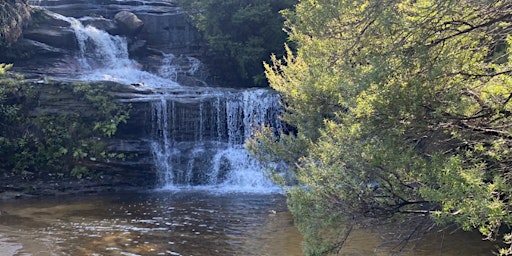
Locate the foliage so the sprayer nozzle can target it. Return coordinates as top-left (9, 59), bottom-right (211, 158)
top-left (249, 0), bottom-right (512, 255)
top-left (178, 0), bottom-right (296, 87)
top-left (0, 67), bottom-right (130, 180)
top-left (0, 0), bottom-right (31, 46)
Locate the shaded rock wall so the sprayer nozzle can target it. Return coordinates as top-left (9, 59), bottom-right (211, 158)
top-left (0, 79), bottom-right (159, 197)
top-left (30, 80), bottom-right (157, 185)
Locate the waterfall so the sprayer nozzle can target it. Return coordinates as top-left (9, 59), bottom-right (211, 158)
top-left (151, 95), bottom-right (174, 186)
top-left (40, 9), bottom-right (282, 193)
top-left (157, 53), bottom-right (205, 83)
top-left (158, 53), bottom-right (178, 81)
top-left (149, 88), bottom-right (282, 193)
top-left (45, 10), bottom-right (177, 87)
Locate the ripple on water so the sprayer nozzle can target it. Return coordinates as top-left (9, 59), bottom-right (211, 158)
top-left (0, 234), bottom-right (23, 256)
top-left (0, 191), bottom-right (299, 256)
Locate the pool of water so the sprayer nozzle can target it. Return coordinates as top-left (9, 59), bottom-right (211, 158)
top-left (0, 190), bottom-right (303, 256)
top-left (0, 190), bottom-right (501, 256)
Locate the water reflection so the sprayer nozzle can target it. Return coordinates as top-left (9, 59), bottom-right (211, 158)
top-left (0, 191), bottom-right (303, 256)
top-left (340, 224), bottom-right (500, 256)
top-left (0, 191), bottom-right (501, 255)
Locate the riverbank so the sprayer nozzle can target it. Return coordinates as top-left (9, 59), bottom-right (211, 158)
top-left (0, 174), bottom-right (146, 200)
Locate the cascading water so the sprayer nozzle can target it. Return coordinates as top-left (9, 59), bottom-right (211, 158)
top-left (45, 11), bottom-right (178, 87)
top-left (158, 53), bottom-right (178, 81)
top-left (147, 88), bottom-right (282, 193)
top-left (150, 95), bottom-right (174, 185)
top-left (46, 9), bottom-right (282, 193)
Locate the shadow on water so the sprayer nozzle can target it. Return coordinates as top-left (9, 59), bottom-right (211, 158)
top-left (0, 191), bottom-right (303, 256)
top-left (0, 190), bottom-right (502, 256)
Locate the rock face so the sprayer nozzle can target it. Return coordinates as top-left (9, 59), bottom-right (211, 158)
top-left (27, 0), bottom-right (202, 54)
top-left (3, 0), bottom-right (207, 84)
top-left (28, 80), bottom-right (157, 187)
top-left (0, 0), bottom-right (31, 45)
top-left (24, 27), bottom-right (77, 50)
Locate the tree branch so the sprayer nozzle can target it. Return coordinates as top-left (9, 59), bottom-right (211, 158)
top-left (428, 13), bottom-right (512, 47)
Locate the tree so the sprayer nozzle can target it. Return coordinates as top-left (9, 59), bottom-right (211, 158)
top-left (178, 0), bottom-right (296, 87)
top-left (248, 0), bottom-right (512, 255)
top-left (0, 0), bottom-right (31, 46)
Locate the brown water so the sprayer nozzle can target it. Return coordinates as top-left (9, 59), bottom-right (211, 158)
top-left (339, 224), bottom-right (500, 255)
top-left (0, 190), bottom-right (500, 256)
top-left (0, 191), bottom-right (302, 256)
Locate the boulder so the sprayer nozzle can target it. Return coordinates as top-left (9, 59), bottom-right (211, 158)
top-left (114, 11), bottom-right (144, 36)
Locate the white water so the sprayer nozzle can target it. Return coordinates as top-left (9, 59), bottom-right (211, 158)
top-left (48, 10), bottom-right (282, 193)
top-left (151, 95), bottom-right (174, 185)
top-left (158, 53), bottom-right (178, 81)
top-left (157, 53), bottom-right (204, 83)
top-left (152, 89), bottom-right (282, 193)
top-left (46, 10), bottom-right (178, 87)
top-left (209, 147), bottom-right (281, 193)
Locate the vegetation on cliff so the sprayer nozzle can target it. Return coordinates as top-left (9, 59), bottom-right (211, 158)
top-left (0, 0), bottom-right (31, 46)
top-left (179, 0), bottom-right (296, 87)
top-left (248, 0), bottom-right (512, 255)
top-left (0, 64), bottom-right (130, 183)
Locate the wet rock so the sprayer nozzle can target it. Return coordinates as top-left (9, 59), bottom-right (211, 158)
top-left (128, 39), bottom-right (147, 56)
